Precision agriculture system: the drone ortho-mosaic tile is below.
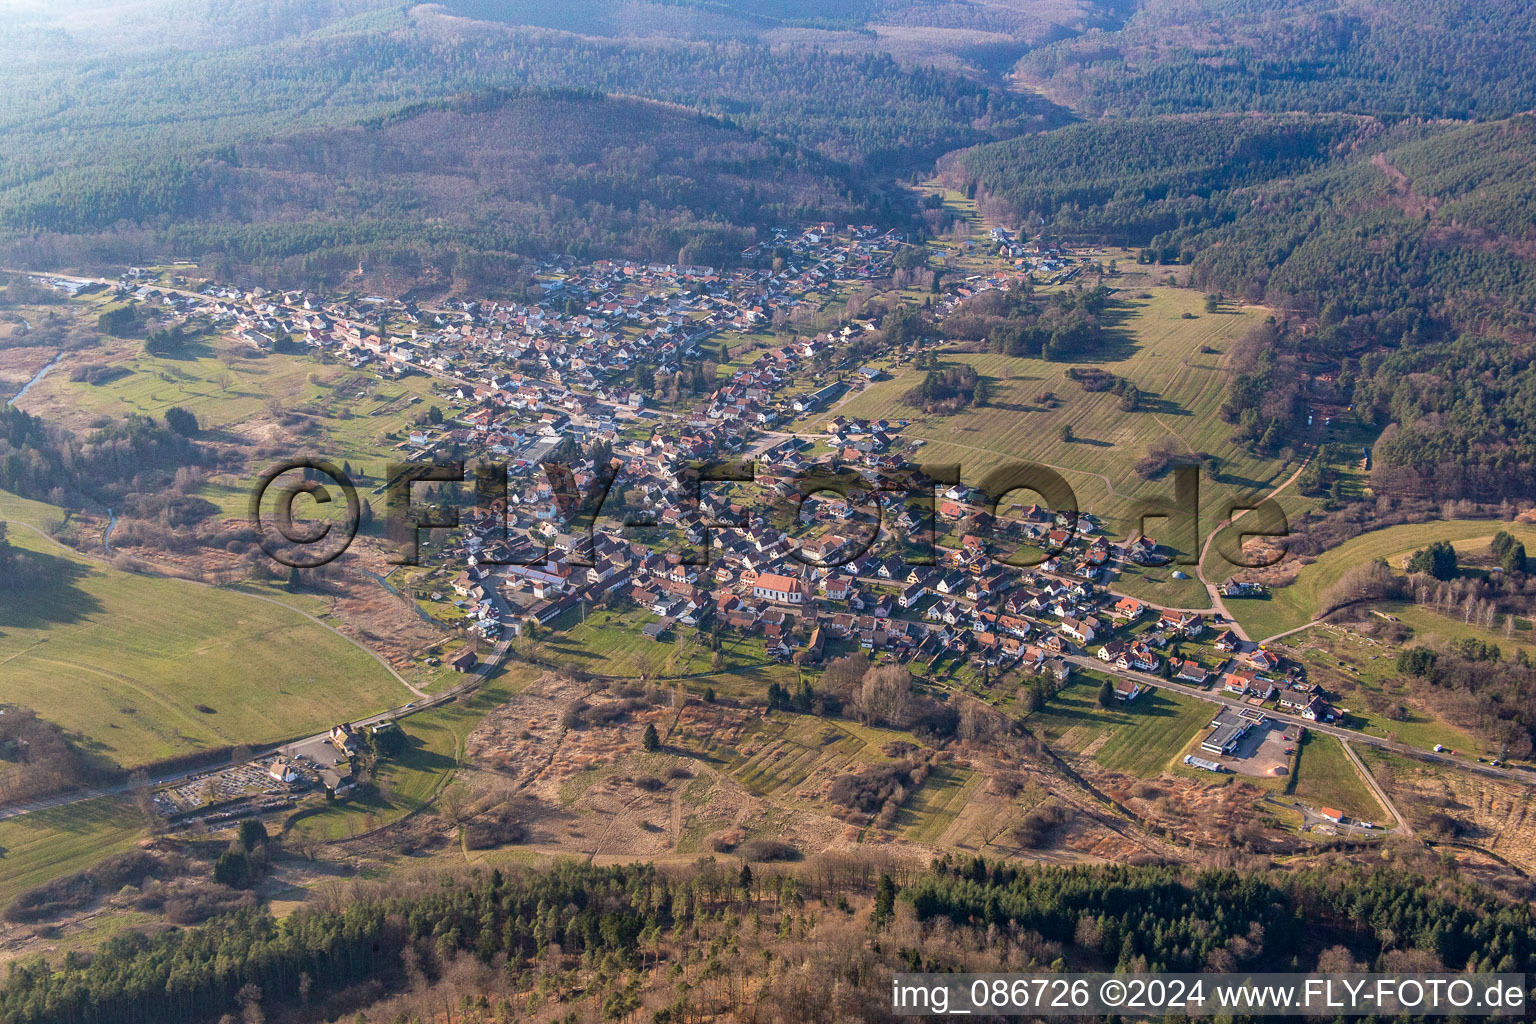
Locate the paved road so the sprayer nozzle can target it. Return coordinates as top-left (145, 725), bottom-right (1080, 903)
top-left (1191, 453), bottom-right (1314, 641)
top-left (1340, 735), bottom-right (1411, 835)
top-left (1063, 652), bottom-right (1536, 790)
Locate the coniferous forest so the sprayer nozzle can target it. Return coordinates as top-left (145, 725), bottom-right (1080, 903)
top-left (1, 857), bottom-right (1530, 1024)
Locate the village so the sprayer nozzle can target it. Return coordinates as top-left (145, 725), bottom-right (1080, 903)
top-left (42, 220), bottom-right (1381, 833)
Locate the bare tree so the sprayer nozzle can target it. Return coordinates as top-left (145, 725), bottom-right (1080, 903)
top-left (858, 664), bottom-right (915, 728)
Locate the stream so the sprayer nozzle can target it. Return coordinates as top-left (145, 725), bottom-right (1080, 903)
top-left (5, 351), bottom-right (62, 407)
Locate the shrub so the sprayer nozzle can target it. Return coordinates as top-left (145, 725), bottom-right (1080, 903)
top-left (739, 839), bottom-right (800, 862)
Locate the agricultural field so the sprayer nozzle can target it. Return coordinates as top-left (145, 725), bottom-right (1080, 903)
top-left (894, 762), bottom-right (983, 845)
top-left (1230, 520), bottom-right (1536, 640)
top-left (832, 287), bottom-right (1293, 586)
top-left (1025, 675), bottom-right (1212, 778)
top-left (0, 797), bottom-right (144, 907)
top-left (722, 715), bottom-right (873, 799)
top-left (1286, 732), bottom-right (1386, 824)
top-left (0, 527), bottom-right (411, 769)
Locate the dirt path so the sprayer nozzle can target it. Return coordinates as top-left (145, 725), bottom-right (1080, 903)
top-left (1342, 737), bottom-right (1412, 836)
top-left (1194, 453), bottom-right (1313, 638)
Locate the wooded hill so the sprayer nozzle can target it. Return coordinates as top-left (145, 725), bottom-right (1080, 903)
top-left (0, 1), bottom-right (1075, 280)
top-left (8, 88), bottom-right (883, 289)
top-left (0, 856), bottom-right (1529, 1024)
top-left (1015, 0), bottom-right (1536, 120)
top-left (948, 112), bottom-right (1536, 499)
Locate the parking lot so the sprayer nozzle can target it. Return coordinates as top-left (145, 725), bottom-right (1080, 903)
top-left (1222, 719), bottom-right (1299, 778)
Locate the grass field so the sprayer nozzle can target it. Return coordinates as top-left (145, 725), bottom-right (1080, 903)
top-left (1229, 520), bottom-right (1536, 640)
top-left (1277, 623), bottom-right (1489, 756)
top-left (1026, 675), bottom-right (1212, 777)
top-left (22, 339), bottom-right (438, 463)
top-left (1381, 600), bottom-right (1536, 660)
top-left (726, 716), bottom-right (870, 798)
top-left (829, 288), bottom-right (1294, 598)
top-left (0, 798), bottom-right (144, 906)
top-left (17, 340), bottom-right (444, 518)
top-left (527, 607), bottom-right (798, 691)
top-left (1287, 732), bottom-right (1387, 823)
top-left (0, 489), bottom-right (68, 532)
top-left (0, 528), bottom-right (410, 769)
top-left (895, 763), bottom-right (982, 844)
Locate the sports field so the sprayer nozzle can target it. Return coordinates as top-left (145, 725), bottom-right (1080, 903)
top-left (0, 527), bottom-right (411, 769)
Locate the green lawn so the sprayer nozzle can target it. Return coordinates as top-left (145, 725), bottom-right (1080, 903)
top-left (0, 798), bottom-right (145, 907)
top-left (1287, 732), bottom-right (1387, 824)
top-left (0, 528), bottom-right (410, 769)
top-left (1026, 674), bottom-right (1212, 777)
top-left (1229, 520), bottom-right (1536, 640)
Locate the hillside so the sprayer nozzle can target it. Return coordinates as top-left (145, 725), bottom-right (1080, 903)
top-left (1015, 0), bottom-right (1536, 119)
top-left (9, 89), bottom-right (885, 289)
top-left (0, 1), bottom-right (1071, 281)
top-left (943, 112), bottom-right (1371, 244)
top-left (950, 114), bottom-right (1536, 500)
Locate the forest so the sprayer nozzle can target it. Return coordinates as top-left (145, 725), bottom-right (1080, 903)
top-left (0, 855), bottom-right (1530, 1024)
top-left (940, 283), bottom-right (1112, 360)
top-left (0, 1), bottom-right (1074, 281)
top-left (1015, 0), bottom-right (1536, 119)
top-left (0, 404), bottom-right (207, 511)
top-left (8, 89), bottom-right (886, 289)
top-left (948, 114), bottom-right (1536, 495)
top-left (944, 114), bottom-right (1368, 247)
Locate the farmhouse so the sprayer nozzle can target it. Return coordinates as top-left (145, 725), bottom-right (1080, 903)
top-left (328, 724), bottom-right (361, 758)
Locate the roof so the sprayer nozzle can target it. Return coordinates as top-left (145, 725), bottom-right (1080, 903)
top-left (754, 572), bottom-right (800, 592)
top-left (1202, 708), bottom-right (1250, 752)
